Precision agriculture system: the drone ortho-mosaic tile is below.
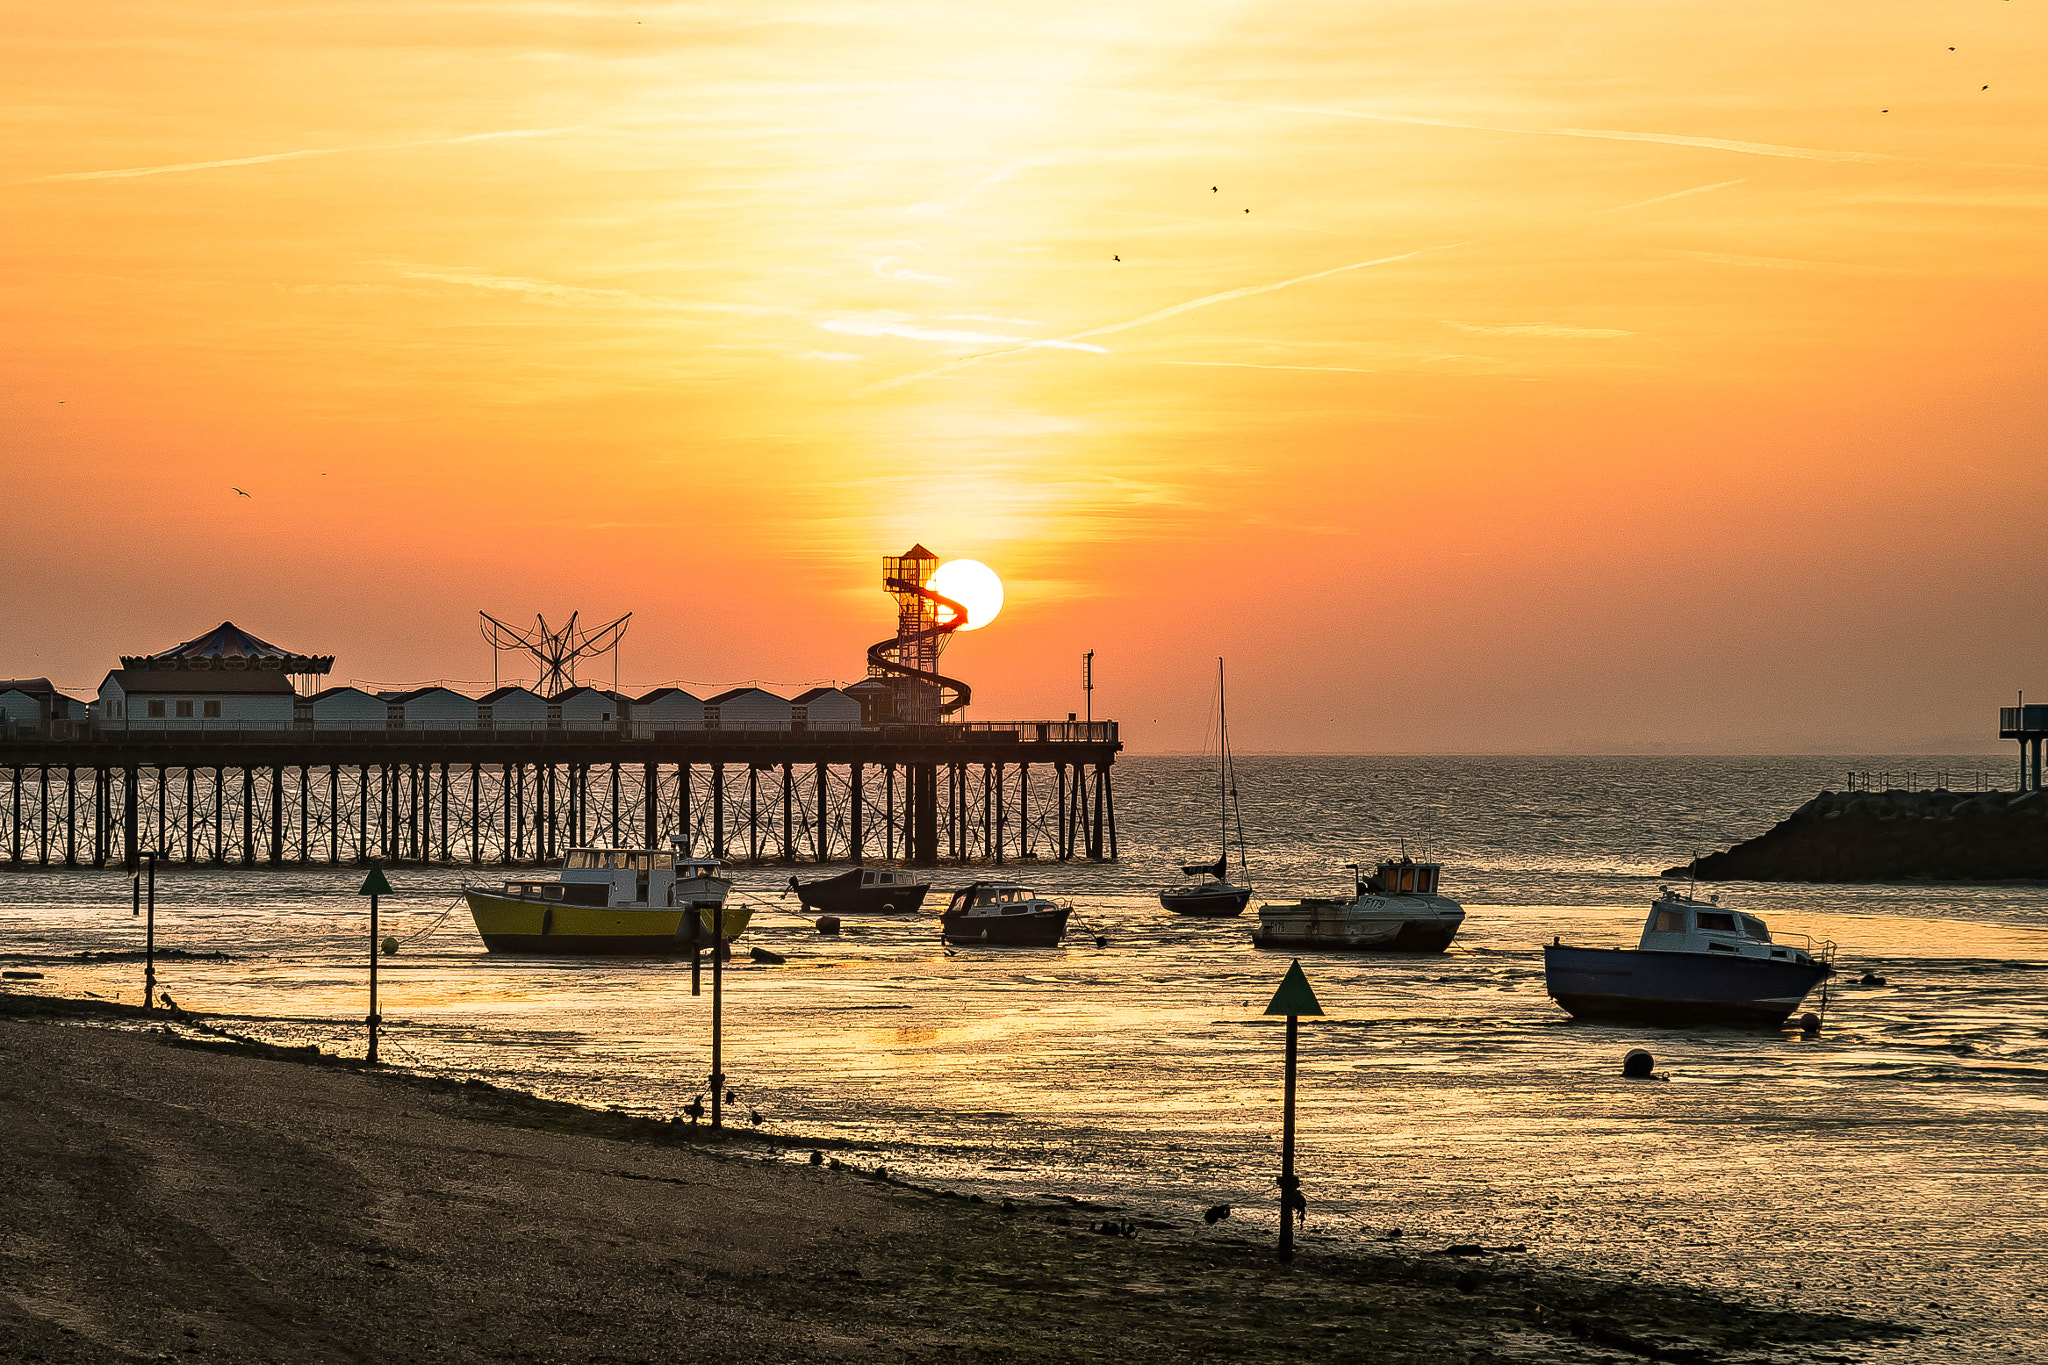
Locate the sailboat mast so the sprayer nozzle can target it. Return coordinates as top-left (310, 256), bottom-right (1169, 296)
top-left (1218, 657), bottom-right (1228, 856)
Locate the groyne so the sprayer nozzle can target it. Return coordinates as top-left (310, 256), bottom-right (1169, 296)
top-left (1671, 788), bottom-right (2048, 882)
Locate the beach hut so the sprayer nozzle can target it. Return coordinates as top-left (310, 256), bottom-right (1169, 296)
top-left (704, 687), bottom-right (792, 731)
top-left (306, 686), bottom-right (388, 732)
top-left (792, 687), bottom-right (862, 731)
top-left (557, 685), bottom-right (629, 731)
top-left (479, 686), bottom-right (547, 732)
top-left (635, 687), bottom-right (705, 733)
top-left (388, 686), bottom-right (480, 730)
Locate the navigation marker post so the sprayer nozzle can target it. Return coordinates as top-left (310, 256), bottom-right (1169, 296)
top-left (1264, 958), bottom-right (1325, 1264)
top-left (359, 864), bottom-right (394, 1063)
top-left (130, 851), bottom-right (160, 1011)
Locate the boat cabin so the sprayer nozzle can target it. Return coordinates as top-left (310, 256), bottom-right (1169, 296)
top-left (1361, 859), bottom-right (1441, 897)
top-left (857, 869), bottom-right (917, 888)
top-left (1639, 890), bottom-right (1814, 963)
top-left (504, 848), bottom-right (726, 909)
top-left (945, 881), bottom-right (1052, 917)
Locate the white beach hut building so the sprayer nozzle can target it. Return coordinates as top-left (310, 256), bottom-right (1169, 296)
top-left (306, 686), bottom-right (388, 732)
top-left (557, 686), bottom-right (629, 731)
top-left (479, 686), bottom-right (547, 732)
top-left (389, 686), bottom-right (480, 730)
top-left (634, 687), bottom-right (704, 733)
top-left (791, 687), bottom-right (862, 731)
top-left (704, 687), bottom-right (792, 731)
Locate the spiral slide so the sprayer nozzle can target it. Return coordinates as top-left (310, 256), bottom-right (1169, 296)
top-left (865, 578), bottom-right (973, 717)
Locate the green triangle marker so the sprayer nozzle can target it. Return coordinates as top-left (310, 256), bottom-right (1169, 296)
top-left (358, 865), bottom-right (394, 897)
top-left (1264, 959), bottom-right (1324, 1017)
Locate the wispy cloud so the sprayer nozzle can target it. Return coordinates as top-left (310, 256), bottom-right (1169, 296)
top-left (867, 242), bottom-right (1464, 390)
top-left (1161, 360), bottom-right (1378, 374)
top-left (1444, 321), bottom-right (1635, 338)
top-left (1661, 249), bottom-right (1898, 274)
top-left (821, 312), bottom-right (1106, 351)
top-left (21, 127), bottom-right (579, 184)
top-left (1607, 178), bottom-right (1748, 212)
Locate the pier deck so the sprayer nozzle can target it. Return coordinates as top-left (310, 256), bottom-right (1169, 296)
top-left (0, 723), bottom-right (1121, 869)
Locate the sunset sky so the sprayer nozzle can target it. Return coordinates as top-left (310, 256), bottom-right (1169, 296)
top-left (5, 1), bottom-right (2044, 752)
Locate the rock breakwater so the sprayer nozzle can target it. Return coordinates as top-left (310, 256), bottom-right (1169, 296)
top-left (1669, 788), bottom-right (2048, 882)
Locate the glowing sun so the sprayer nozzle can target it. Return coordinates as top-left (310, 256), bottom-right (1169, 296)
top-left (930, 559), bottom-right (1004, 631)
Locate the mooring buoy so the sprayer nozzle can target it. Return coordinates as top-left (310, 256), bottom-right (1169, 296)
top-left (1621, 1048), bottom-right (1655, 1078)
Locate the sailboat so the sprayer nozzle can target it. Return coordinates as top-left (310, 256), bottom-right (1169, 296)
top-left (1160, 658), bottom-right (1254, 917)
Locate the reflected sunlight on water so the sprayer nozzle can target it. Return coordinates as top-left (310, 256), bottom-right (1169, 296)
top-left (5, 756), bottom-right (2046, 1360)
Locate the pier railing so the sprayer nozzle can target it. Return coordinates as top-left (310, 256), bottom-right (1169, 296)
top-left (1843, 769), bottom-right (2008, 794)
top-left (60, 719), bottom-right (1120, 746)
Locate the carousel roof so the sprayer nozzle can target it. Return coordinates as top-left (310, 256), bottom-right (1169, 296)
top-left (120, 621), bottom-right (334, 674)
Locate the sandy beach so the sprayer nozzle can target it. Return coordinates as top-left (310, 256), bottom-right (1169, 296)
top-left (0, 992), bottom-right (1910, 1364)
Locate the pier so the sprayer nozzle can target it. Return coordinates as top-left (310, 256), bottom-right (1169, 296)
top-left (0, 722), bottom-right (1121, 870)
top-left (2000, 704), bottom-right (2047, 793)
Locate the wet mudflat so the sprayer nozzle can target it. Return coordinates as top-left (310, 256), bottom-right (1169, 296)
top-left (0, 1006), bottom-right (1908, 1364)
top-left (5, 756), bottom-right (2047, 1361)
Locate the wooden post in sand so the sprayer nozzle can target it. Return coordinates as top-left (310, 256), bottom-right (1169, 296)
top-left (1264, 960), bottom-right (1324, 1264)
top-left (359, 864), bottom-right (393, 1063)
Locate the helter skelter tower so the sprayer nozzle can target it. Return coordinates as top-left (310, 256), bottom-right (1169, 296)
top-left (865, 545), bottom-right (972, 723)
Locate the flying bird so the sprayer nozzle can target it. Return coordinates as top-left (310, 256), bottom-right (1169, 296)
top-left (231, 487), bottom-right (252, 498)
top-left (1211, 186), bottom-right (1217, 192)
top-left (1113, 255), bottom-right (1120, 262)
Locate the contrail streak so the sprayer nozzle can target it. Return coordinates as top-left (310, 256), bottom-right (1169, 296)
top-left (22, 127), bottom-right (579, 184)
top-left (865, 242), bottom-right (1463, 391)
top-left (1606, 179), bottom-right (1748, 212)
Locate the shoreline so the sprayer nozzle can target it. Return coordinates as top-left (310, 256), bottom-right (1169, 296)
top-left (3, 991), bottom-right (1911, 1363)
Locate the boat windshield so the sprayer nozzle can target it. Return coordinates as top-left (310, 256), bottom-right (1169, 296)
top-left (1740, 915), bottom-right (1772, 942)
top-left (1696, 911), bottom-right (1738, 932)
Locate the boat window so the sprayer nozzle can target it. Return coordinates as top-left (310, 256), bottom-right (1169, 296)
top-left (1653, 909), bottom-right (1686, 933)
top-left (1696, 911), bottom-right (1738, 932)
top-left (628, 853), bottom-right (654, 873)
top-left (1740, 916), bottom-right (1771, 942)
top-left (1417, 868), bottom-right (1437, 894)
top-left (545, 885), bottom-right (564, 900)
top-left (878, 872), bottom-right (893, 885)
top-left (565, 851), bottom-right (598, 869)
top-left (1708, 942), bottom-right (1737, 952)
top-left (861, 872), bottom-right (876, 886)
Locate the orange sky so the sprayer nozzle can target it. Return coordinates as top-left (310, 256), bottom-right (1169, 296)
top-left (5, 1), bottom-right (2044, 752)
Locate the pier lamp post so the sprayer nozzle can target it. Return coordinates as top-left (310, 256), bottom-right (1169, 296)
top-left (1264, 959), bottom-right (1325, 1263)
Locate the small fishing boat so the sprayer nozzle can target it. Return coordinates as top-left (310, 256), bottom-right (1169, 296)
top-left (786, 866), bottom-right (931, 915)
top-left (1544, 888), bottom-right (1834, 1026)
top-left (465, 846), bottom-right (749, 954)
top-left (939, 881), bottom-right (1072, 947)
top-left (1253, 858), bottom-right (1465, 952)
top-left (1161, 658), bottom-right (1254, 918)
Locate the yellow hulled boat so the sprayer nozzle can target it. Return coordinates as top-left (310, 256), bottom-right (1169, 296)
top-left (465, 847), bottom-right (751, 955)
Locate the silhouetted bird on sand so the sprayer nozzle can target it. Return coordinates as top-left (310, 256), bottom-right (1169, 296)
top-left (810, 1150), bottom-right (824, 1166)
top-left (749, 1109), bottom-right (763, 1126)
top-left (1204, 1204), bottom-right (1232, 1225)
top-left (725, 1088), bottom-right (736, 1105)
top-left (683, 1095), bottom-right (705, 1122)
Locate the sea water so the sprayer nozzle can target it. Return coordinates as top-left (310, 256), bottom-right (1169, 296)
top-left (4, 755), bottom-right (2044, 1362)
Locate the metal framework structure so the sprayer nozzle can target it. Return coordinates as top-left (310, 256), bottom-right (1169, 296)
top-left (0, 725), bottom-right (1120, 870)
top-left (865, 546), bottom-right (970, 723)
top-left (479, 611), bottom-right (631, 698)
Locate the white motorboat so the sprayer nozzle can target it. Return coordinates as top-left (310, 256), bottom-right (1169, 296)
top-left (1253, 858), bottom-right (1465, 953)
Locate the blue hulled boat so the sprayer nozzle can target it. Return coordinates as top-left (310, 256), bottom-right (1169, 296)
top-left (1544, 889), bottom-right (1834, 1026)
